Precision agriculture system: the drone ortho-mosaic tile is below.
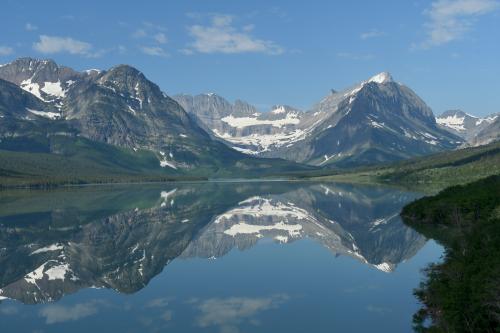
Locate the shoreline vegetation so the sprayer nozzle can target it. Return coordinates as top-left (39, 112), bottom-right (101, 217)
top-left (401, 175), bottom-right (500, 332)
top-left (304, 141), bottom-right (500, 192)
top-left (2, 141), bottom-right (498, 191)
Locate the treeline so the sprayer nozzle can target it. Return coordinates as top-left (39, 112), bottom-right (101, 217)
top-left (401, 175), bottom-right (500, 332)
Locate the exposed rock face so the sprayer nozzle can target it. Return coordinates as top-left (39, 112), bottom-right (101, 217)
top-left (0, 58), bottom-right (264, 171)
top-left (174, 93), bottom-right (303, 153)
top-left (0, 57), bottom-right (87, 112)
top-left (176, 73), bottom-right (462, 166)
top-left (468, 116), bottom-right (500, 146)
top-left (436, 109), bottom-right (498, 143)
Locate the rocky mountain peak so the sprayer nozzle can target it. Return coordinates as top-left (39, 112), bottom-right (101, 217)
top-left (270, 105), bottom-right (299, 115)
top-left (368, 72), bottom-right (393, 84)
top-left (96, 64), bottom-right (165, 107)
top-left (0, 58), bottom-right (84, 107)
top-left (439, 109), bottom-right (470, 118)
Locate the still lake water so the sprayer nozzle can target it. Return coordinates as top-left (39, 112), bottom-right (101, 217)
top-left (0, 181), bottom-right (442, 333)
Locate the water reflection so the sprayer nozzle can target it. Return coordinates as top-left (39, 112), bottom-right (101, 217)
top-left (0, 182), bottom-right (426, 306)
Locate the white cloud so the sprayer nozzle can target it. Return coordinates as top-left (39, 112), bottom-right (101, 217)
top-left (117, 45), bottom-right (127, 54)
top-left (0, 305), bottom-right (19, 315)
top-left (39, 301), bottom-right (102, 324)
top-left (0, 46), bottom-right (14, 56)
top-left (360, 29), bottom-right (385, 40)
top-left (161, 310), bottom-right (173, 321)
top-left (132, 23), bottom-right (167, 43)
top-left (193, 294), bottom-right (289, 330)
top-left (154, 32), bottom-right (168, 44)
top-left (140, 46), bottom-right (169, 57)
top-left (131, 23), bottom-right (169, 55)
top-left (132, 29), bottom-right (147, 38)
top-left (145, 297), bottom-right (171, 308)
top-left (419, 0), bottom-right (499, 48)
top-left (25, 22), bottom-right (38, 31)
top-left (185, 14), bottom-right (284, 55)
top-left (33, 35), bottom-right (93, 56)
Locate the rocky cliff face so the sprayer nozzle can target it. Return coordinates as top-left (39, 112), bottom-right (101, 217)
top-left (176, 73), bottom-right (463, 166)
top-left (436, 109), bottom-right (499, 147)
top-left (468, 116), bottom-right (500, 146)
top-left (436, 109), bottom-right (498, 141)
top-left (174, 93), bottom-right (303, 154)
top-left (1, 58), bottom-right (294, 172)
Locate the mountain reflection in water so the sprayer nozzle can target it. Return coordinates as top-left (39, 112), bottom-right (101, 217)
top-left (0, 182), bottom-right (425, 304)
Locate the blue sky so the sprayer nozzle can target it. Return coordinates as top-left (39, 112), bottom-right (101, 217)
top-left (1, 0), bottom-right (499, 116)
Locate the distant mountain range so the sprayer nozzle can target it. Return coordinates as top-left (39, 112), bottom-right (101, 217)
top-left (0, 58), bottom-right (310, 183)
top-left (436, 109), bottom-right (499, 146)
top-left (0, 57), bottom-right (497, 183)
top-left (175, 72), bottom-right (464, 167)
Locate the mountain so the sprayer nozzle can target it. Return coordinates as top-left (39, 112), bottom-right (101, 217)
top-left (436, 109), bottom-right (498, 142)
top-left (0, 58), bottom-right (310, 184)
top-left (466, 116), bottom-right (500, 147)
top-left (177, 72), bottom-right (463, 167)
top-left (0, 57), bottom-right (86, 110)
top-left (173, 93), bottom-right (303, 154)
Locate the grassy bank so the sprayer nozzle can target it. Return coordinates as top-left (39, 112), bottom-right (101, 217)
top-left (307, 142), bottom-right (500, 192)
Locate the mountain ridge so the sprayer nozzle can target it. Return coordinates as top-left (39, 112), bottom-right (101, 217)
top-left (176, 72), bottom-right (463, 167)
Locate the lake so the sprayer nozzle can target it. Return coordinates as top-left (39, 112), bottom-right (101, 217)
top-left (0, 181), bottom-right (442, 333)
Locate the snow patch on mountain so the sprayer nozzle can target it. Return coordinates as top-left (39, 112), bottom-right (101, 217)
top-left (475, 115), bottom-right (498, 126)
top-left (215, 197), bottom-right (315, 225)
top-left (368, 72), bottom-right (393, 84)
top-left (373, 262), bottom-right (394, 273)
top-left (436, 114), bottom-right (467, 132)
top-left (221, 113), bottom-right (300, 129)
top-left (223, 221), bottom-right (303, 237)
top-left (160, 159), bottom-right (177, 169)
top-left (26, 108), bottom-right (61, 120)
top-left (20, 79), bottom-right (43, 100)
top-left (30, 244), bottom-right (64, 255)
top-left (271, 105), bottom-right (287, 114)
top-left (84, 69), bottom-right (101, 75)
top-left (41, 81), bottom-right (66, 98)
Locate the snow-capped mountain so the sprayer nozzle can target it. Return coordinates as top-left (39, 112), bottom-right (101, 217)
top-left (468, 116), bottom-right (500, 147)
top-left (0, 57), bottom-right (307, 175)
top-left (436, 109), bottom-right (498, 143)
top-left (173, 93), bottom-right (303, 154)
top-left (179, 72), bottom-right (463, 166)
top-left (0, 58), bottom-right (87, 112)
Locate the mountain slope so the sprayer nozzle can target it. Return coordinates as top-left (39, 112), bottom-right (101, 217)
top-left (173, 93), bottom-right (303, 154)
top-left (467, 116), bottom-right (500, 147)
top-left (0, 58), bottom-right (311, 184)
top-left (178, 73), bottom-right (463, 167)
top-left (263, 73), bottom-right (462, 166)
top-left (309, 141), bottom-right (500, 192)
top-left (436, 109), bottom-right (498, 142)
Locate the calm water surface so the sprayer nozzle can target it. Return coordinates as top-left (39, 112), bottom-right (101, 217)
top-left (0, 181), bottom-right (442, 332)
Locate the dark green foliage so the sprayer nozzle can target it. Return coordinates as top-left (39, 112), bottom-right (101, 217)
top-left (0, 134), bottom-right (313, 187)
top-left (0, 135), bottom-right (201, 187)
top-left (401, 176), bottom-right (500, 332)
